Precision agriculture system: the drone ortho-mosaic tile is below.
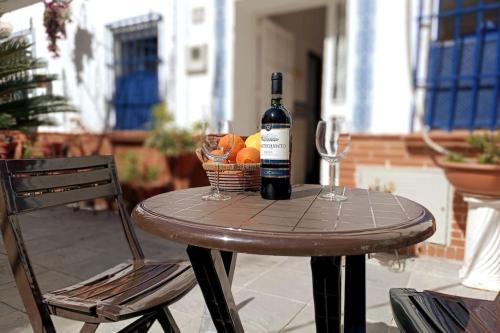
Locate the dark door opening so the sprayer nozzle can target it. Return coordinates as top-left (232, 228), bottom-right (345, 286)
top-left (305, 52), bottom-right (323, 184)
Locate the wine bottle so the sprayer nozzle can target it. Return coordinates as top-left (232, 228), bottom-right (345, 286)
top-left (260, 72), bottom-right (292, 200)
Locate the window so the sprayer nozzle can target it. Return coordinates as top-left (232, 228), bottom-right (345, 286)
top-left (417, 0), bottom-right (500, 131)
top-left (108, 13), bottom-right (162, 130)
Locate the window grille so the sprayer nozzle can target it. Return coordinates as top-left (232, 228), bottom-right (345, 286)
top-left (415, 0), bottom-right (500, 131)
top-left (108, 13), bottom-right (162, 130)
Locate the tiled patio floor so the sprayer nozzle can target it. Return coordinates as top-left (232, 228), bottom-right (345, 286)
top-left (0, 208), bottom-right (497, 332)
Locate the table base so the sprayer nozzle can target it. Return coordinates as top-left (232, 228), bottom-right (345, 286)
top-left (187, 246), bottom-right (366, 333)
top-left (186, 246), bottom-right (243, 333)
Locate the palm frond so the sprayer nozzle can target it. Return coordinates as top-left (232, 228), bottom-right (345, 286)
top-left (0, 113), bottom-right (16, 129)
top-left (0, 74), bottom-right (57, 98)
top-left (0, 37), bottom-right (32, 63)
top-left (0, 59), bottom-right (47, 79)
top-left (0, 32), bottom-right (75, 131)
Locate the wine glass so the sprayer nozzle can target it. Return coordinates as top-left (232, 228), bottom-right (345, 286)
top-left (316, 117), bottom-right (351, 201)
top-left (201, 120), bottom-right (234, 201)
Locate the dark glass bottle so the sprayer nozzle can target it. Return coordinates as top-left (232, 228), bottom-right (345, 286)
top-left (260, 72), bottom-right (292, 200)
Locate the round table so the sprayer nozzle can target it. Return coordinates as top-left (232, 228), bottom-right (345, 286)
top-left (132, 184), bottom-right (435, 333)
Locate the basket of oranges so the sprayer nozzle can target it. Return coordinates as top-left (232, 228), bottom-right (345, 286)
top-left (196, 133), bottom-right (261, 192)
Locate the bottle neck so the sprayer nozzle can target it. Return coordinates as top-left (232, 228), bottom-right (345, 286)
top-left (271, 93), bottom-right (282, 106)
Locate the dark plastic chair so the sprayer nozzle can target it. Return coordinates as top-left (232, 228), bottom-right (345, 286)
top-left (390, 288), bottom-right (500, 333)
top-left (0, 156), bottom-right (196, 333)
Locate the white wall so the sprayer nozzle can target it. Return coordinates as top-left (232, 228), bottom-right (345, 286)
top-left (4, 0), bottom-right (172, 132)
top-left (4, 0), bottom-right (213, 132)
top-left (343, 0), bottom-right (413, 134)
top-left (4, 0), bottom-right (414, 136)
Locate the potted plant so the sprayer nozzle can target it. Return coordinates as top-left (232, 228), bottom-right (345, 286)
top-left (118, 151), bottom-right (166, 211)
top-left (435, 132), bottom-right (500, 197)
top-left (0, 25), bottom-right (76, 158)
top-left (433, 132), bottom-right (500, 291)
top-left (145, 103), bottom-right (208, 189)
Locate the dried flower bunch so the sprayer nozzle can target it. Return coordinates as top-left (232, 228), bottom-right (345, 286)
top-left (43, 0), bottom-right (72, 57)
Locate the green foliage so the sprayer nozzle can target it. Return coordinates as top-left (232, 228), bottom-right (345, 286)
top-left (467, 132), bottom-right (500, 165)
top-left (118, 152), bottom-right (160, 184)
top-left (145, 103), bottom-right (202, 156)
top-left (143, 165), bottom-right (159, 183)
top-left (0, 34), bottom-right (76, 132)
top-left (119, 152), bottom-right (141, 183)
top-left (446, 152), bottom-right (465, 163)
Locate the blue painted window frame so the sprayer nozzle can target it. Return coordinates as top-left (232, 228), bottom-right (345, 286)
top-left (108, 13), bottom-right (162, 130)
top-left (416, 0), bottom-right (500, 131)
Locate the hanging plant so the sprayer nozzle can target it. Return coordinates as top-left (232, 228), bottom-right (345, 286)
top-left (43, 0), bottom-right (72, 57)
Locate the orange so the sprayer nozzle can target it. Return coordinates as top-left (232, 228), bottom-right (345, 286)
top-left (236, 147), bottom-right (260, 164)
top-left (218, 134), bottom-right (245, 162)
top-left (206, 149), bottom-right (228, 164)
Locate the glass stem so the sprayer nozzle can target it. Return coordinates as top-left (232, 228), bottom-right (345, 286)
top-left (215, 162), bottom-right (220, 195)
top-left (329, 162), bottom-right (335, 194)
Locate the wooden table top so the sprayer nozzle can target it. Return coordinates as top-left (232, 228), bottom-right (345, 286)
top-left (132, 184), bottom-right (435, 256)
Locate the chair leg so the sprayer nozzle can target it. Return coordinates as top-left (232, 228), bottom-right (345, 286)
top-left (117, 312), bottom-right (157, 333)
top-left (157, 307), bottom-right (180, 333)
top-left (80, 323), bottom-right (99, 333)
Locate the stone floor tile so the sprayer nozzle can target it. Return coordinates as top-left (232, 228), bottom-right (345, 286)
top-left (406, 270), bottom-right (462, 293)
top-left (0, 270), bottom-right (79, 312)
top-left (245, 266), bottom-right (313, 303)
top-left (234, 288), bottom-right (305, 332)
top-left (30, 245), bottom-right (105, 271)
top-left (233, 254), bottom-right (288, 288)
top-left (366, 262), bottom-right (411, 289)
top-left (412, 257), bottom-right (462, 278)
top-left (366, 322), bottom-right (399, 333)
top-left (169, 308), bottom-right (198, 330)
top-left (0, 311), bottom-right (31, 333)
top-left (169, 286), bottom-right (206, 318)
top-left (276, 256), bottom-right (310, 273)
top-left (281, 304), bottom-right (315, 333)
top-left (54, 254), bottom-right (129, 280)
top-left (0, 301), bottom-right (18, 317)
top-left (366, 285), bottom-right (395, 324)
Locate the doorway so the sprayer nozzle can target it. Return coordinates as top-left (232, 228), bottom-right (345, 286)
top-left (264, 7), bottom-right (326, 184)
top-left (305, 52), bottom-right (323, 184)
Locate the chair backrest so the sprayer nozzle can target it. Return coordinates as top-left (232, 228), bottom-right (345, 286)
top-left (0, 155), bottom-right (144, 332)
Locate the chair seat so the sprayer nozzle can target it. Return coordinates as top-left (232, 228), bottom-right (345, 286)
top-left (44, 259), bottom-right (196, 322)
top-left (390, 288), bottom-right (499, 333)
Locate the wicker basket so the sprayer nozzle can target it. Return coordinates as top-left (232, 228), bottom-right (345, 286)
top-left (196, 148), bottom-right (261, 192)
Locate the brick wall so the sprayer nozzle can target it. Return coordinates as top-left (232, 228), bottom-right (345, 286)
top-left (339, 131), bottom-right (474, 261)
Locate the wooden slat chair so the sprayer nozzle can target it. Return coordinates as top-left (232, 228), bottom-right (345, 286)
top-left (0, 156), bottom-right (197, 333)
top-left (390, 288), bottom-right (500, 333)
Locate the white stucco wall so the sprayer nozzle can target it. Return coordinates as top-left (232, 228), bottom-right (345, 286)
top-left (344, 0), bottom-right (413, 134)
top-left (4, 0), bottom-right (414, 135)
top-left (4, 0), bottom-right (220, 132)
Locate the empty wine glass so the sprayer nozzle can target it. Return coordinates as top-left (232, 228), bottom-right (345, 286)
top-left (316, 117), bottom-right (351, 201)
top-left (201, 120), bottom-right (234, 201)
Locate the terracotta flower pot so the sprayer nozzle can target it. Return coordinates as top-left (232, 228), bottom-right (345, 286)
top-left (165, 153), bottom-right (209, 190)
top-left (435, 157), bottom-right (500, 198)
top-left (0, 140), bottom-right (17, 159)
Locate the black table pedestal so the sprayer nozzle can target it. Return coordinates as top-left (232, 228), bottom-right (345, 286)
top-left (311, 255), bottom-right (367, 333)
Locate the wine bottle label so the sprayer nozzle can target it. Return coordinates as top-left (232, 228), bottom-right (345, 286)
top-left (260, 123), bottom-right (290, 164)
top-left (261, 167), bottom-right (289, 178)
